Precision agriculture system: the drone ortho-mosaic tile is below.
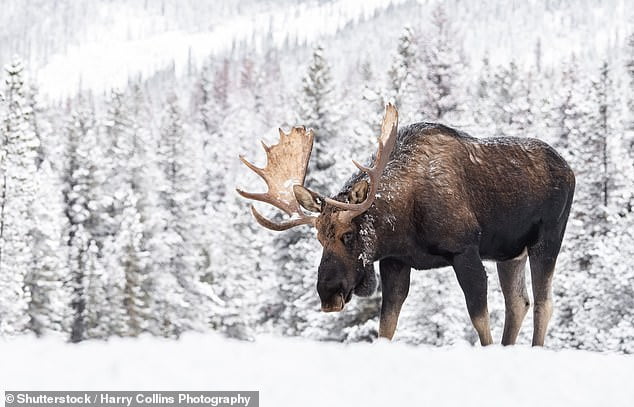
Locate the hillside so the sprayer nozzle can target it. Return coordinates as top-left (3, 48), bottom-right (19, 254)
top-left (1, 0), bottom-right (631, 97)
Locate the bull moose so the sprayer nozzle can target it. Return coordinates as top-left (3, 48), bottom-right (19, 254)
top-left (237, 104), bottom-right (575, 346)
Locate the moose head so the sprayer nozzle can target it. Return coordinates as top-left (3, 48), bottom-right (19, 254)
top-left (237, 104), bottom-right (399, 312)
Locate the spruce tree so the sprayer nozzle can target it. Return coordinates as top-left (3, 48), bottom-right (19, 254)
top-left (359, 59), bottom-right (385, 146)
top-left (63, 99), bottom-right (104, 342)
top-left (150, 93), bottom-right (210, 336)
top-left (387, 26), bottom-right (419, 122)
top-left (298, 44), bottom-right (338, 191)
top-left (83, 239), bottom-right (109, 339)
top-left (489, 61), bottom-right (522, 136)
top-left (549, 57), bottom-right (607, 349)
top-left (471, 54), bottom-right (496, 134)
top-left (612, 37), bottom-right (634, 215)
top-left (0, 60), bottom-right (39, 335)
top-left (594, 61), bottom-right (610, 207)
top-left (420, 5), bottom-right (466, 122)
top-left (26, 160), bottom-right (70, 336)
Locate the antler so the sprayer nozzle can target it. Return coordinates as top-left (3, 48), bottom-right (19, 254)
top-left (236, 126), bottom-right (317, 231)
top-left (322, 103), bottom-right (399, 219)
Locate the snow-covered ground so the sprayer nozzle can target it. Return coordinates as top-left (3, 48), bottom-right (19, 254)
top-left (1, 334), bottom-right (633, 407)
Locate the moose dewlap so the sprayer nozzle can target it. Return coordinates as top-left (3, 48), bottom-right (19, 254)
top-left (237, 104), bottom-right (575, 346)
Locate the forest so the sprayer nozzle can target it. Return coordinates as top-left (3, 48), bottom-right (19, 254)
top-left (0, 0), bottom-right (633, 353)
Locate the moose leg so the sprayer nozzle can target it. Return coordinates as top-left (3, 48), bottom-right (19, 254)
top-left (528, 203), bottom-right (574, 346)
top-left (528, 248), bottom-right (557, 346)
top-left (528, 231), bottom-right (566, 347)
top-left (379, 259), bottom-right (411, 340)
top-left (497, 251), bottom-right (530, 345)
top-left (452, 247), bottom-right (493, 346)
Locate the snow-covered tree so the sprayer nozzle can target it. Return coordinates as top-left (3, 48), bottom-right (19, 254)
top-left (82, 239), bottom-right (108, 339)
top-left (593, 60), bottom-right (611, 207)
top-left (488, 61), bottom-right (526, 137)
top-left (419, 5), bottom-right (466, 122)
top-left (149, 92), bottom-right (212, 336)
top-left (387, 26), bottom-right (419, 122)
top-left (63, 98), bottom-right (104, 342)
top-left (298, 44), bottom-right (339, 191)
top-left (548, 57), bottom-right (612, 349)
top-left (359, 59), bottom-right (385, 148)
top-left (471, 54), bottom-right (496, 134)
top-left (116, 191), bottom-right (148, 336)
top-left (197, 58), bottom-right (231, 138)
top-left (0, 60), bottom-right (39, 335)
top-left (612, 33), bottom-right (634, 217)
top-left (26, 161), bottom-right (70, 336)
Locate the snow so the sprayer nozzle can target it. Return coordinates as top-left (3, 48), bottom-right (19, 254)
top-left (36, 0), bottom-right (410, 98)
top-left (1, 334), bottom-right (633, 406)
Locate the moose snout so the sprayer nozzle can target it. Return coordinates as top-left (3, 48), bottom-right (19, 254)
top-left (320, 292), bottom-right (345, 312)
top-left (317, 277), bottom-right (347, 312)
top-left (317, 260), bottom-right (352, 312)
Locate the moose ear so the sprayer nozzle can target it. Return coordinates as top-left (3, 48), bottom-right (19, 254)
top-left (348, 180), bottom-right (369, 204)
top-left (293, 185), bottom-right (322, 213)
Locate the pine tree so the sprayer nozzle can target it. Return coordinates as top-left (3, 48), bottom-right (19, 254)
top-left (507, 68), bottom-right (535, 137)
top-left (489, 61), bottom-right (523, 136)
top-left (26, 160), bottom-right (70, 336)
top-left (569, 68), bottom-right (607, 236)
top-left (26, 83), bottom-right (44, 168)
top-left (118, 191), bottom-right (148, 336)
top-left (359, 59), bottom-right (385, 147)
top-left (471, 54), bottom-right (496, 134)
top-left (469, 53), bottom-right (496, 136)
top-left (99, 90), bottom-right (135, 242)
top-left (597, 211), bottom-right (634, 353)
top-left (98, 88), bottom-right (156, 337)
top-left (82, 239), bottom-right (108, 339)
top-left (549, 57), bottom-right (608, 349)
top-left (611, 37), bottom-right (634, 215)
top-left (63, 99), bottom-right (104, 342)
top-left (594, 61), bottom-right (611, 208)
top-left (206, 194), bottom-right (261, 340)
top-left (0, 60), bottom-right (39, 335)
top-left (387, 26), bottom-right (419, 122)
top-left (149, 93), bottom-right (211, 336)
top-left (99, 234), bottom-right (130, 337)
top-left (122, 83), bottom-right (157, 336)
top-left (196, 59), bottom-right (216, 135)
top-left (550, 58), bottom-right (583, 152)
top-left (198, 58), bottom-right (231, 136)
top-left (419, 5), bottom-right (466, 122)
top-left (197, 58), bottom-right (235, 211)
top-left (259, 48), bottom-right (286, 125)
top-left (298, 44), bottom-right (338, 192)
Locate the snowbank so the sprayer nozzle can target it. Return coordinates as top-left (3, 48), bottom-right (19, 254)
top-left (1, 334), bottom-right (633, 406)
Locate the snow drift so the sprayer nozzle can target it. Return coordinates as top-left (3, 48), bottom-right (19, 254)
top-left (1, 334), bottom-right (633, 407)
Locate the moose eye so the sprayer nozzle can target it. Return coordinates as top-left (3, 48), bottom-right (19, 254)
top-left (341, 232), bottom-right (354, 246)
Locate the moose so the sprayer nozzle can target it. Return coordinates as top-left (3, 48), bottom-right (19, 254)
top-left (237, 104), bottom-right (575, 346)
